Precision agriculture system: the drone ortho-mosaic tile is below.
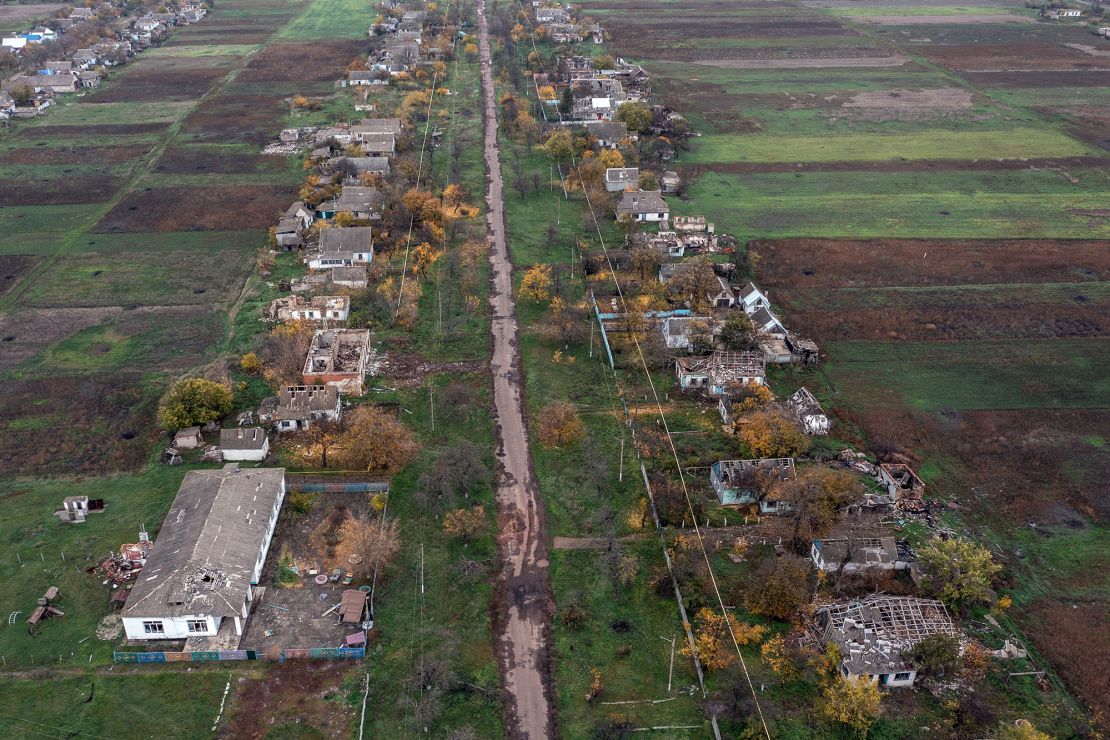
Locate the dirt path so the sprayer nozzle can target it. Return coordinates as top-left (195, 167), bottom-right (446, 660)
top-left (477, 2), bottom-right (556, 738)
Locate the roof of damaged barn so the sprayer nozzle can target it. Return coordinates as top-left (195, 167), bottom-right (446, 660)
top-left (124, 465), bottom-right (285, 619)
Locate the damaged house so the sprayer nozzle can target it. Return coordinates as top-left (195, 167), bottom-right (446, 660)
top-left (122, 465), bottom-right (286, 644)
top-left (709, 457), bottom-right (795, 506)
top-left (675, 351), bottom-right (766, 396)
top-left (263, 385), bottom-right (342, 432)
top-left (814, 594), bottom-right (957, 688)
top-left (810, 535), bottom-right (901, 573)
top-left (880, 463), bottom-right (925, 502)
top-left (302, 329), bottom-right (372, 395)
top-left (786, 387), bottom-right (830, 435)
top-left (268, 295), bottom-right (350, 323)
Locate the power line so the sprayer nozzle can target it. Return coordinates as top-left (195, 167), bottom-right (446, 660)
top-left (0, 710), bottom-right (119, 740)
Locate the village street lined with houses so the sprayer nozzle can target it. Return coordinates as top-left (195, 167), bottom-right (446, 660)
top-left (0, 0), bottom-right (1108, 738)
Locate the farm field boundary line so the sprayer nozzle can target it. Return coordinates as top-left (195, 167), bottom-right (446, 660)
top-left (0, 0), bottom-right (317, 313)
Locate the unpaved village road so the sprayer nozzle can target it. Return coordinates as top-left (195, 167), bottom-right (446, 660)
top-left (477, 1), bottom-right (556, 738)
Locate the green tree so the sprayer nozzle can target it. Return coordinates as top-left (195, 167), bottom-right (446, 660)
top-left (615, 102), bottom-right (652, 134)
top-left (543, 129), bottom-right (574, 163)
top-left (917, 537), bottom-right (1001, 608)
top-left (637, 171), bottom-right (659, 191)
top-left (158, 378), bottom-right (233, 430)
top-left (718, 313), bottom-right (756, 351)
top-left (744, 555), bottom-right (810, 621)
top-left (910, 634), bottom-right (961, 677)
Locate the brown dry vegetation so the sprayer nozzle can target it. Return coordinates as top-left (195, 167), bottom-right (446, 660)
top-left (179, 94), bottom-right (289, 141)
top-left (1022, 599), bottom-right (1110, 721)
top-left (919, 43), bottom-right (1109, 72)
top-left (224, 660), bottom-right (355, 740)
top-left (753, 238), bottom-right (1110, 290)
top-left (238, 40), bottom-right (368, 83)
top-left (93, 185), bottom-right (293, 231)
top-left (0, 176), bottom-right (124, 206)
top-left (687, 156), bottom-right (1110, 174)
top-left (85, 58), bottom-right (237, 103)
top-left (0, 374), bottom-right (160, 477)
top-left (0, 255), bottom-right (40, 298)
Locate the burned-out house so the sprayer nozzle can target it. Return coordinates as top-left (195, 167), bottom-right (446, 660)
top-left (264, 385), bottom-right (342, 432)
top-left (710, 457), bottom-right (796, 506)
top-left (268, 295), bottom-right (350, 323)
top-left (880, 463), bottom-right (925, 503)
top-left (814, 594), bottom-right (957, 688)
top-left (302, 329), bottom-right (372, 394)
top-left (810, 535), bottom-right (900, 573)
top-left (122, 465), bottom-right (286, 645)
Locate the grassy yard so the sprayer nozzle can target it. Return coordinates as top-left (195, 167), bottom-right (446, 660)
top-left (276, 0), bottom-right (377, 40)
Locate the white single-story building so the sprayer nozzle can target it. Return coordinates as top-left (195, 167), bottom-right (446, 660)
top-left (219, 427), bottom-right (270, 462)
top-left (122, 465), bottom-right (286, 642)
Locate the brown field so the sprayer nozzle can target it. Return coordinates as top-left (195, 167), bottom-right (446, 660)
top-left (238, 40), bottom-right (367, 83)
top-left (920, 43), bottom-right (1110, 72)
top-left (0, 255), bottom-right (40, 297)
top-left (0, 176), bottom-right (123, 206)
top-left (1023, 599), bottom-right (1110, 721)
top-left (963, 70), bottom-right (1110, 88)
top-left (27, 122), bottom-right (171, 137)
top-left (164, 27), bottom-right (274, 45)
top-left (843, 87), bottom-right (972, 110)
top-left (92, 184), bottom-right (292, 232)
top-left (179, 93), bottom-right (289, 141)
top-left (0, 143), bottom-right (149, 165)
top-left (862, 14), bottom-right (1032, 25)
top-left (154, 145), bottom-right (291, 174)
top-left (694, 55), bottom-right (908, 69)
top-left (752, 238), bottom-right (1110, 290)
top-left (0, 374), bottom-right (161, 477)
top-left (0, 306), bottom-right (118, 371)
top-left (84, 57), bottom-right (238, 103)
top-left (0, 3), bottom-right (64, 24)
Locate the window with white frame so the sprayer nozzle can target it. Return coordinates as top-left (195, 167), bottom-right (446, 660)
top-left (893, 672), bottom-right (912, 682)
top-left (187, 619), bottom-right (208, 633)
top-left (142, 620), bottom-right (165, 635)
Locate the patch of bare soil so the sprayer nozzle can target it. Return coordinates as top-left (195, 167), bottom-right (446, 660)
top-left (21, 122), bottom-right (170, 137)
top-left (752, 238), bottom-right (1110, 290)
top-left (0, 255), bottom-right (40, 298)
top-left (179, 94), bottom-right (289, 142)
top-left (0, 176), bottom-right (123, 206)
top-left (85, 57), bottom-right (237, 103)
top-left (844, 87), bottom-right (972, 110)
top-left (1065, 43), bottom-right (1110, 58)
top-left (920, 43), bottom-right (1110, 72)
top-left (223, 661), bottom-right (355, 740)
top-left (964, 70), bottom-right (1110, 88)
top-left (92, 184), bottom-right (293, 232)
top-left (695, 55), bottom-right (909, 69)
top-left (0, 3), bottom-right (63, 23)
top-left (154, 145), bottom-right (290, 174)
top-left (0, 307), bottom-right (117, 372)
top-left (862, 14), bottom-right (1032, 25)
top-left (0, 144), bottom-right (149, 165)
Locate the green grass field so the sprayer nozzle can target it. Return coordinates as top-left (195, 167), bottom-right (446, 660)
top-left (685, 128), bottom-right (1095, 163)
top-left (275, 0), bottom-right (376, 39)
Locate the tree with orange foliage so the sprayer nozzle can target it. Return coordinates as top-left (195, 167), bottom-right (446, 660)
top-left (734, 409), bottom-right (810, 459)
top-left (537, 400), bottom-right (585, 447)
top-left (443, 183), bottom-right (467, 208)
top-left (334, 516), bottom-right (401, 578)
top-left (412, 241), bottom-right (442, 280)
top-left (518, 263), bottom-right (553, 303)
top-left (682, 608), bottom-right (767, 671)
top-left (333, 405), bottom-right (421, 473)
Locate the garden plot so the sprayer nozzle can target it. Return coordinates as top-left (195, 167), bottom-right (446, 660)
top-left (695, 54), bottom-right (909, 69)
top-left (93, 184), bottom-right (293, 232)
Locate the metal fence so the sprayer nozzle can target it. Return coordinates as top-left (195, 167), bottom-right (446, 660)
top-left (113, 647), bottom-right (364, 664)
top-left (284, 472), bottom-right (390, 494)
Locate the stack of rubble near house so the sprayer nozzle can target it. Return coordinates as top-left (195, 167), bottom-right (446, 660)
top-left (268, 295), bottom-right (350, 323)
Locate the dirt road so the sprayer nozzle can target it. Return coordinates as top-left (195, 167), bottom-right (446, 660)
top-left (476, 1), bottom-right (556, 738)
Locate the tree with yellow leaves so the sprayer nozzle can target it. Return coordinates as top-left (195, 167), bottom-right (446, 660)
top-left (464, 42), bottom-right (478, 62)
top-left (760, 634), bottom-right (799, 683)
top-left (598, 148), bottom-right (624, 169)
top-left (412, 241), bottom-right (442, 280)
top-left (538, 84), bottom-right (556, 100)
top-left (510, 23), bottom-right (526, 42)
top-left (443, 183), bottom-right (467, 208)
top-left (682, 608), bottom-right (767, 671)
top-left (537, 400), bottom-right (585, 447)
top-left (518, 263), bottom-right (553, 303)
top-left (734, 408), bottom-right (810, 459)
top-left (818, 676), bottom-right (882, 737)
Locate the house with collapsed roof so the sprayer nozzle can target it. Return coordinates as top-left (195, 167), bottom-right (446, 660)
top-left (786, 387), bottom-right (830, 435)
top-left (880, 463), bottom-right (925, 502)
top-left (262, 385), bottom-right (342, 432)
top-left (604, 167), bottom-right (639, 192)
top-left (122, 465), bottom-right (285, 644)
top-left (302, 329), bottom-right (372, 394)
top-left (710, 457), bottom-right (796, 506)
top-left (583, 120), bottom-right (628, 148)
top-left (675, 351), bottom-right (765, 395)
top-left (306, 227), bottom-right (374, 269)
top-left (268, 295), bottom-right (350, 323)
top-left (814, 594), bottom-right (957, 688)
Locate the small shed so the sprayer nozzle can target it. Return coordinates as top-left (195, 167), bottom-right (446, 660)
top-left (339, 589), bottom-right (367, 624)
top-left (173, 426), bottom-right (203, 450)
